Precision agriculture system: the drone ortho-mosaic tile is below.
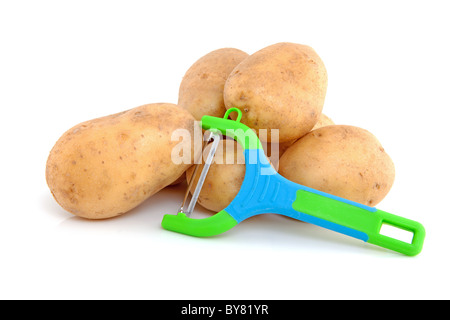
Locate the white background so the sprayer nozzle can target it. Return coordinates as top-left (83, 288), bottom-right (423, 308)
top-left (1, 0), bottom-right (449, 300)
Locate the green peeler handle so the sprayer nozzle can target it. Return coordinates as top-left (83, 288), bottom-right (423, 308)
top-left (291, 189), bottom-right (426, 256)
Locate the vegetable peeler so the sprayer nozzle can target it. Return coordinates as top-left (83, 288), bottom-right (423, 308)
top-left (162, 108), bottom-right (425, 256)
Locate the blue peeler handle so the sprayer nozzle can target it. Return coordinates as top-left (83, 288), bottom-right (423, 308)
top-left (223, 148), bottom-right (425, 256)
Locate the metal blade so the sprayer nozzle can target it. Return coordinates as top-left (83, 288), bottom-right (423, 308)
top-left (179, 131), bottom-right (221, 217)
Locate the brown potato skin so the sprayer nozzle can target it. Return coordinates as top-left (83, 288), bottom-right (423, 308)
top-left (278, 125), bottom-right (395, 207)
top-left (224, 42), bottom-right (328, 143)
top-left (266, 113), bottom-right (335, 165)
top-left (46, 103), bottom-right (198, 219)
top-left (178, 48), bottom-right (249, 121)
top-left (312, 113), bottom-right (334, 130)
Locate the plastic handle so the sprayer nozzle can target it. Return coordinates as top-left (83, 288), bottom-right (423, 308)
top-left (292, 189), bottom-right (426, 256)
top-left (222, 148), bottom-right (425, 256)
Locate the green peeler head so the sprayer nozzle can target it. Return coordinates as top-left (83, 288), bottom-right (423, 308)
top-left (161, 108), bottom-right (259, 237)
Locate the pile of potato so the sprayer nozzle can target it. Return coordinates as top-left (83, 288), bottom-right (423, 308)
top-left (46, 42), bottom-right (395, 219)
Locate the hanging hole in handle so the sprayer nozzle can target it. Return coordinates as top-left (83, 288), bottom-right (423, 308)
top-left (224, 107), bottom-right (242, 122)
top-left (379, 223), bottom-right (414, 244)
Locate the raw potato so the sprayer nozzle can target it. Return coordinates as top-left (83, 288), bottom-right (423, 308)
top-left (278, 125), bottom-right (395, 207)
top-left (265, 113), bottom-right (334, 164)
top-left (186, 139), bottom-right (245, 212)
top-left (178, 48), bottom-right (249, 121)
top-left (312, 113), bottom-right (334, 130)
top-left (224, 42), bottom-right (328, 143)
top-left (46, 103), bottom-right (199, 219)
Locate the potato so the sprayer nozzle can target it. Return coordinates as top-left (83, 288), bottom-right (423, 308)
top-left (46, 103), bottom-right (199, 219)
top-left (178, 48), bottom-right (249, 121)
top-left (278, 125), bottom-right (395, 206)
top-left (265, 113), bottom-right (334, 163)
top-left (186, 139), bottom-right (245, 212)
top-left (312, 113), bottom-right (334, 130)
top-left (224, 42), bottom-right (328, 143)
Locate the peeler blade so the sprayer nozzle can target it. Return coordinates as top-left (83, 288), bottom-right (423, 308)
top-left (179, 130), bottom-right (221, 218)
